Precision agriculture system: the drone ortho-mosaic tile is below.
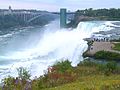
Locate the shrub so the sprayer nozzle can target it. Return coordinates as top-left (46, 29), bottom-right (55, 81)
top-left (94, 50), bottom-right (120, 61)
top-left (106, 61), bottom-right (117, 72)
top-left (1, 67), bottom-right (31, 90)
top-left (2, 76), bottom-right (15, 90)
top-left (98, 61), bottom-right (118, 76)
top-left (46, 60), bottom-right (76, 87)
top-left (52, 59), bottom-right (73, 73)
top-left (78, 59), bottom-right (98, 67)
top-left (17, 67), bottom-right (31, 80)
top-left (35, 76), bottom-right (46, 89)
top-left (31, 60), bottom-right (76, 89)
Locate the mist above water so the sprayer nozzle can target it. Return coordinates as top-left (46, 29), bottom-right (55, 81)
top-left (0, 20), bottom-right (115, 80)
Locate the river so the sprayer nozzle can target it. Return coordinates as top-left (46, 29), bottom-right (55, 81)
top-left (0, 19), bottom-right (118, 81)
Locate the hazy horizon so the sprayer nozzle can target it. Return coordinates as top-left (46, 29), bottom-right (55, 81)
top-left (0, 0), bottom-right (120, 12)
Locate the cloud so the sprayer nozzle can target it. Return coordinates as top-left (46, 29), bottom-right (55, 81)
top-left (0, 0), bottom-right (120, 11)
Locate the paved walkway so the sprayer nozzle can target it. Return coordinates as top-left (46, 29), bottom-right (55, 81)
top-left (86, 41), bottom-right (120, 56)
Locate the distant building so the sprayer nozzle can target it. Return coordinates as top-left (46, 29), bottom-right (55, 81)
top-left (8, 6), bottom-right (12, 14)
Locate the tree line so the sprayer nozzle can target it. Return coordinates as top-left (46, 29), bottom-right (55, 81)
top-left (75, 8), bottom-right (120, 18)
top-left (67, 8), bottom-right (120, 28)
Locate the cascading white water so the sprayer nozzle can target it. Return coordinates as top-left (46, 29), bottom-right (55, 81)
top-left (0, 20), bottom-right (116, 81)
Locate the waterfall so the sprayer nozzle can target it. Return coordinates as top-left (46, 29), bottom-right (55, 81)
top-left (0, 20), bottom-right (115, 81)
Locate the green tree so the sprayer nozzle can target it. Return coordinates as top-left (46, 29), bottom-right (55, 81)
top-left (17, 67), bottom-right (31, 80)
top-left (53, 60), bottom-right (73, 73)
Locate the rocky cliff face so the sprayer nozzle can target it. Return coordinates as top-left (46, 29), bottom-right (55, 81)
top-left (67, 16), bottom-right (98, 28)
top-left (67, 15), bottom-right (120, 28)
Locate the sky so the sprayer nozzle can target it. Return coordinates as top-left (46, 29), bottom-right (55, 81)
top-left (0, 0), bottom-right (120, 12)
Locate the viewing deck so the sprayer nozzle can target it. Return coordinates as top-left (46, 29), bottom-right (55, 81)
top-left (85, 41), bottom-right (120, 56)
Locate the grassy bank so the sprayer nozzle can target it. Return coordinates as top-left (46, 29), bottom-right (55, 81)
top-left (1, 59), bottom-right (120, 90)
top-left (44, 75), bottom-right (120, 90)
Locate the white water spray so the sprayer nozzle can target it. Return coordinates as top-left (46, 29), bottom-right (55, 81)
top-left (0, 20), bottom-right (116, 81)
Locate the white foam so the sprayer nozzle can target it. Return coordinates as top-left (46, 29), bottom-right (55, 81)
top-left (0, 20), bottom-right (116, 81)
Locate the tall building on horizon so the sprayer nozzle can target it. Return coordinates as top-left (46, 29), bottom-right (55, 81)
top-left (9, 6), bottom-right (12, 14)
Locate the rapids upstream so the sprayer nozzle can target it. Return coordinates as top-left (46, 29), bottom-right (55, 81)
top-left (0, 19), bottom-right (118, 81)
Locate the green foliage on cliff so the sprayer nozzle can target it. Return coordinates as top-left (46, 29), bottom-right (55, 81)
top-left (68, 8), bottom-right (120, 28)
top-left (94, 50), bottom-right (120, 61)
top-left (75, 8), bottom-right (120, 18)
top-left (113, 43), bottom-right (120, 51)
